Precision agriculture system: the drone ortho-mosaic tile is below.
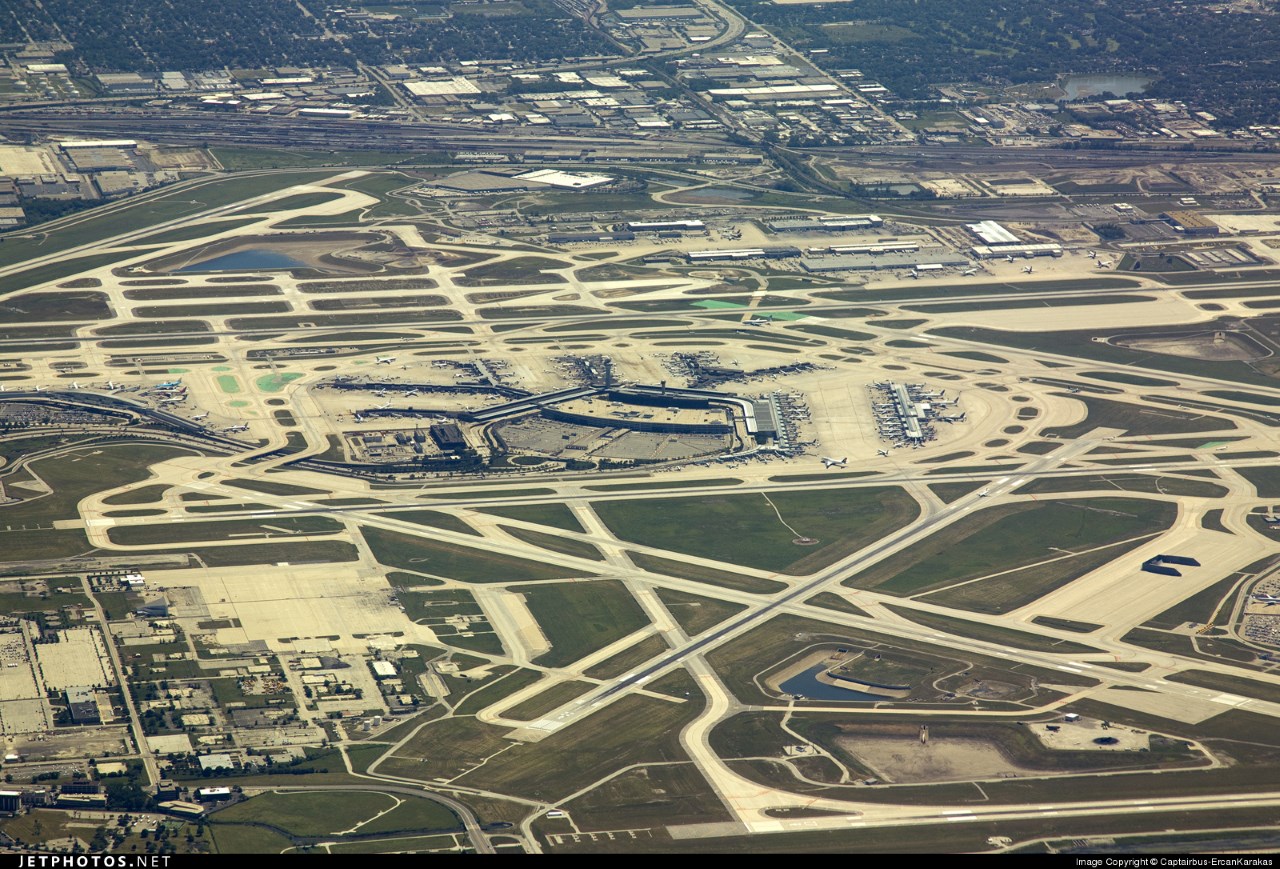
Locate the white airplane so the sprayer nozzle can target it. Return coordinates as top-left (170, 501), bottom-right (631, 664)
top-left (69, 381), bottom-right (83, 390)
top-left (223, 423), bottom-right (249, 433)
top-left (33, 385), bottom-right (45, 392)
top-left (1097, 259), bottom-right (1113, 269)
top-left (1088, 250), bottom-right (1097, 259)
top-left (354, 412), bottom-right (366, 423)
top-left (1255, 592), bottom-right (1280, 606)
top-left (376, 400), bottom-right (391, 410)
top-left (1006, 254), bottom-right (1016, 263)
top-left (1022, 265), bottom-right (1034, 274)
top-left (403, 388), bottom-right (421, 398)
top-left (191, 412), bottom-right (209, 421)
top-left (907, 268), bottom-right (920, 279)
top-left (820, 456), bottom-right (848, 468)
top-left (977, 489), bottom-right (990, 497)
top-left (104, 380), bottom-right (121, 391)
top-left (877, 449), bottom-right (890, 457)
top-left (744, 316), bottom-right (772, 326)
top-left (159, 396), bottom-right (184, 405)
top-left (376, 356), bottom-right (396, 365)
top-left (961, 268), bottom-right (977, 276)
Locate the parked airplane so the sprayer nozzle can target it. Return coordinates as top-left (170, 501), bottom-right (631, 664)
top-left (33, 385), bottom-right (45, 392)
top-left (403, 388), bottom-right (421, 398)
top-left (820, 456), bottom-right (848, 468)
top-left (191, 412), bottom-right (209, 421)
top-left (1005, 254), bottom-right (1015, 263)
top-left (354, 413), bottom-right (366, 423)
top-left (157, 379), bottom-right (182, 389)
top-left (877, 449), bottom-right (890, 457)
top-left (744, 316), bottom-right (772, 326)
top-left (1022, 265), bottom-right (1034, 274)
top-left (376, 400), bottom-right (392, 410)
top-left (104, 380), bottom-right (121, 391)
top-left (1255, 592), bottom-right (1280, 606)
top-left (159, 396), bottom-right (184, 405)
top-left (70, 381), bottom-right (83, 390)
top-left (376, 356), bottom-right (396, 365)
top-left (1097, 259), bottom-right (1113, 268)
top-left (1088, 250), bottom-right (1097, 259)
top-left (223, 423), bottom-right (249, 433)
top-left (961, 268), bottom-right (978, 276)
top-left (977, 489), bottom-right (991, 497)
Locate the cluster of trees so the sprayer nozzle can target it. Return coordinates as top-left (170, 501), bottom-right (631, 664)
top-left (333, 0), bottom-right (612, 65)
top-left (720, 0), bottom-right (1280, 126)
top-left (16, 0), bottom-right (612, 84)
top-left (28, 0), bottom-right (350, 72)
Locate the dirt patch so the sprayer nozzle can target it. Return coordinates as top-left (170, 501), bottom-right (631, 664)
top-left (1111, 330), bottom-right (1267, 361)
top-left (836, 734), bottom-right (1032, 784)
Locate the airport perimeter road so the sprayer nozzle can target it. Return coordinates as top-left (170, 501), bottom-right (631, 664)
top-left (520, 436), bottom-right (1102, 734)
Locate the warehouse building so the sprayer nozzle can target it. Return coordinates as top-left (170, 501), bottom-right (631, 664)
top-left (627, 219), bottom-right (706, 232)
top-left (966, 220), bottom-right (1020, 245)
top-left (1161, 211), bottom-right (1220, 236)
top-left (768, 215), bottom-right (883, 233)
top-left (800, 251), bottom-right (968, 272)
top-left (971, 243), bottom-right (1063, 259)
top-left (686, 246), bottom-right (800, 262)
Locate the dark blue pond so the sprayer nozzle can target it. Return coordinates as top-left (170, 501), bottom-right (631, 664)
top-left (778, 665), bottom-right (889, 702)
top-left (177, 249), bottom-right (306, 273)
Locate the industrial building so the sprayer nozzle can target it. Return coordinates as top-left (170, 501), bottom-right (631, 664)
top-left (800, 251), bottom-right (968, 272)
top-left (429, 423), bottom-right (467, 452)
top-left (971, 243), bottom-right (1063, 259)
top-left (549, 231), bottom-right (636, 244)
top-left (686, 246), bottom-right (799, 262)
top-left (767, 215), bottom-right (883, 233)
top-left (626, 219), bottom-right (706, 232)
top-left (966, 220), bottom-right (1021, 245)
top-left (1161, 211), bottom-right (1220, 236)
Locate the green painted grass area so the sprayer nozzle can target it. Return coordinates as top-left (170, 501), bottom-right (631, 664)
top-left (228, 400), bottom-right (250, 408)
top-left (217, 374), bottom-right (242, 394)
top-left (595, 487), bottom-right (919, 575)
top-left (692, 300), bottom-right (747, 309)
top-left (256, 372), bottom-right (302, 392)
top-left (516, 580), bottom-right (649, 668)
top-left (362, 526), bottom-right (592, 582)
